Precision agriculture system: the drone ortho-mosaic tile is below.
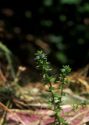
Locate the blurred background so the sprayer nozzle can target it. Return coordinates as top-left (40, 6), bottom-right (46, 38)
top-left (0, 0), bottom-right (89, 79)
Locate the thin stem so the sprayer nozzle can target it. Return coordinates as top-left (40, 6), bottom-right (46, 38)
top-left (49, 82), bottom-right (55, 105)
top-left (59, 82), bottom-right (64, 104)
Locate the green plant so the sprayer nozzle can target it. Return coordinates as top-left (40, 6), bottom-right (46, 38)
top-left (35, 50), bottom-right (71, 125)
top-left (0, 42), bottom-right (26, 100)
top-left (0, 42), bottom-right (16, 79)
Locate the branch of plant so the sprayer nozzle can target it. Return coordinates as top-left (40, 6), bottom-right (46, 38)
top-left (35, 50), bottom-right (71, 125)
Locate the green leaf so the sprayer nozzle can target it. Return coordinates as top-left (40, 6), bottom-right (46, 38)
top-left (56, 52), bottom-right (68, 64)
top-left (60, 0), bottom-right (80, 4)
top-left (43, 0), bottom-right (53, 6)
top-left (49, 86), bottom-right (54, 91)
top-left (83, 3), bottom-right (89, 12)
top-left (48, 35), bottom-right (63, 43)
top-left (78, 3), bottom-right (89, 12)
top-left (49, 77), bottom-right (56, 83)
top-left (59, 117), bottom-right (68, 125)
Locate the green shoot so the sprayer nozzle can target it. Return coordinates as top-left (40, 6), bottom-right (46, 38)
top-left (35, 50), bottom-right (71, 125)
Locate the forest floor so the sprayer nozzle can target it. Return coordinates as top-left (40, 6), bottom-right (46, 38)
top-left (0, 64), bottom-right (89, 125)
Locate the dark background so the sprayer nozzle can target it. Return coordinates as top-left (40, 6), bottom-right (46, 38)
top-left (0, 0), bottom-right (89, 73)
